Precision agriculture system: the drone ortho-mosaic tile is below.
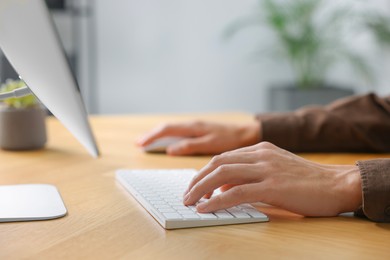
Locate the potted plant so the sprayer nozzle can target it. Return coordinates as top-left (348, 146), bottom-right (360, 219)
top-left (224, 0), bottom-right (390, 111)
top-left (0, 79), bottom-right (47, 150)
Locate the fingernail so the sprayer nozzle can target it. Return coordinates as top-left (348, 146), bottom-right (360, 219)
top-left (136, 137), bottom-right (146, 145)
top-left (168, 146), bottom-right (180, 155)
top-left (197, 202), bottom-right (208, 212)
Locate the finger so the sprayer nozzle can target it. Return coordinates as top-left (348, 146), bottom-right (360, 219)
top-left (184, 164), bottom-right (264, 206)
top-left (184, 151), bottom-right (262, 195)
top-left (206, 185), bottom-right (234, 198)
top-left (203, 191), bottom-right (214, 199)
top-left (137, 123), bottom-right (198, 146)
top-left (196, 183), bottom-right (264, 213)
top-left (220, 184), bottom-right (236, 192)
top-left (166, 136), bottom-right (212, 155)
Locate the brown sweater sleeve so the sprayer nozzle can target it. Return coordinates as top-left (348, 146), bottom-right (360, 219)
top-left (356, 159), bottom-right (390, 222)
top-left (256, 93), bottom-right (390, 152)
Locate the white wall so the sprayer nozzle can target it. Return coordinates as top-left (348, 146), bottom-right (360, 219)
top-left (94, 0), bottom-right (390, 114)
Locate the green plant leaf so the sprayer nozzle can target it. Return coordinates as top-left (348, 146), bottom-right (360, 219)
top-left (0, 79), bottom-right (38, 108)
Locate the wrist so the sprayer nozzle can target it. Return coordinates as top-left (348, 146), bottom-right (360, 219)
top-left (238, 121), bottom-right (262, 147)
top-left (336, 166), bottom-right (362, 213)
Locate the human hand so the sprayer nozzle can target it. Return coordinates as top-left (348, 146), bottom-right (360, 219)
top-left (183, 142), bottom-right (362, 217)
top-left (137, 121), bottom-right (261, 156)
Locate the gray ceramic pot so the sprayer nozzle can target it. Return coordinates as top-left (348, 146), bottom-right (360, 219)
top-left (0, 105), bottom-right (47, 150)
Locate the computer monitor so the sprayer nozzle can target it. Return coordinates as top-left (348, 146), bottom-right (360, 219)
top-left (0, 0), bottom-right (99, 222)
top-left (0, 0), bottom-right (99, 157)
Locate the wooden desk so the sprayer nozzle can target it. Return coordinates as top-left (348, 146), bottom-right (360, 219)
top-left (1, 113), bottom-right (390, 259)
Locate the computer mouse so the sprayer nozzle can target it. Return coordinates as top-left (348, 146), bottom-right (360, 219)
top-left (143, 137), bottom-right (185, 153)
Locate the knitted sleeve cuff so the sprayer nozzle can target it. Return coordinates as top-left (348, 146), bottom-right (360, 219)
top-left (356, 159), bottom-right (390, 222)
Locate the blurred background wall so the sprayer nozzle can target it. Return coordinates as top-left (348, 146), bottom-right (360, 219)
top-left (95, 0), bottom-right (390, 114)
top-left (1, 0), bottom-right (390, 114)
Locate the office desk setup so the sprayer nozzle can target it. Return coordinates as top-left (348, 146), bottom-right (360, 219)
top-left (0, 113), bottom-right (389, 259)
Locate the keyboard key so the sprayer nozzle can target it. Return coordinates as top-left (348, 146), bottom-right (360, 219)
top-left (181, 214), bottom-right (200, 220)
top-left (197, 213), bottom-right (217, 219)
top-left (172, 205), bottom-right (189, 211)
top-left (154, 204), bottom-right (171, 209)
top-left (177, 209), bottom-right (194, 215)
top-left (214, 212), bottom-right (234, 219)
top-left (159, 208), bottom-right (176, 213)
top-left (226, 208), bottom-right (251, 219)
top-left (163, 213), bottom-right (182, 220)
top-left (187, 206), bottom-right (197, 212)
top-left (150, 200), bottom-right (166, 205)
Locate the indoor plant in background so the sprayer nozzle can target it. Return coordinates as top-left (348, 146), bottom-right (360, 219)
top-left (0, 79), bottom-right (47, 150)
top-left (225, 0), bottom-right (390, 111)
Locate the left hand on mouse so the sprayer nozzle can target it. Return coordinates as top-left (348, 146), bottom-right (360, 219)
top-left (137, 120), bottom-right (261, 156)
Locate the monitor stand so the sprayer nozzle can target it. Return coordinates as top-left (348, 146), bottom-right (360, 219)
top-left (0, 184), bottom-right (67, 222)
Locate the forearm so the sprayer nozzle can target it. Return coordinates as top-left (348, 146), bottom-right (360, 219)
top-left (256, 94), bottom-right (390, 152)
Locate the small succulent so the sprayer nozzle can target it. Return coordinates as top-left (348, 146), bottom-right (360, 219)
top-left (0, 79), bottom-right (38, 108)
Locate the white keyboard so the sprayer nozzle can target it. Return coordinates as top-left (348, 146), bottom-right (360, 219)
top-left (116, 169), bottom-right (268, 229)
